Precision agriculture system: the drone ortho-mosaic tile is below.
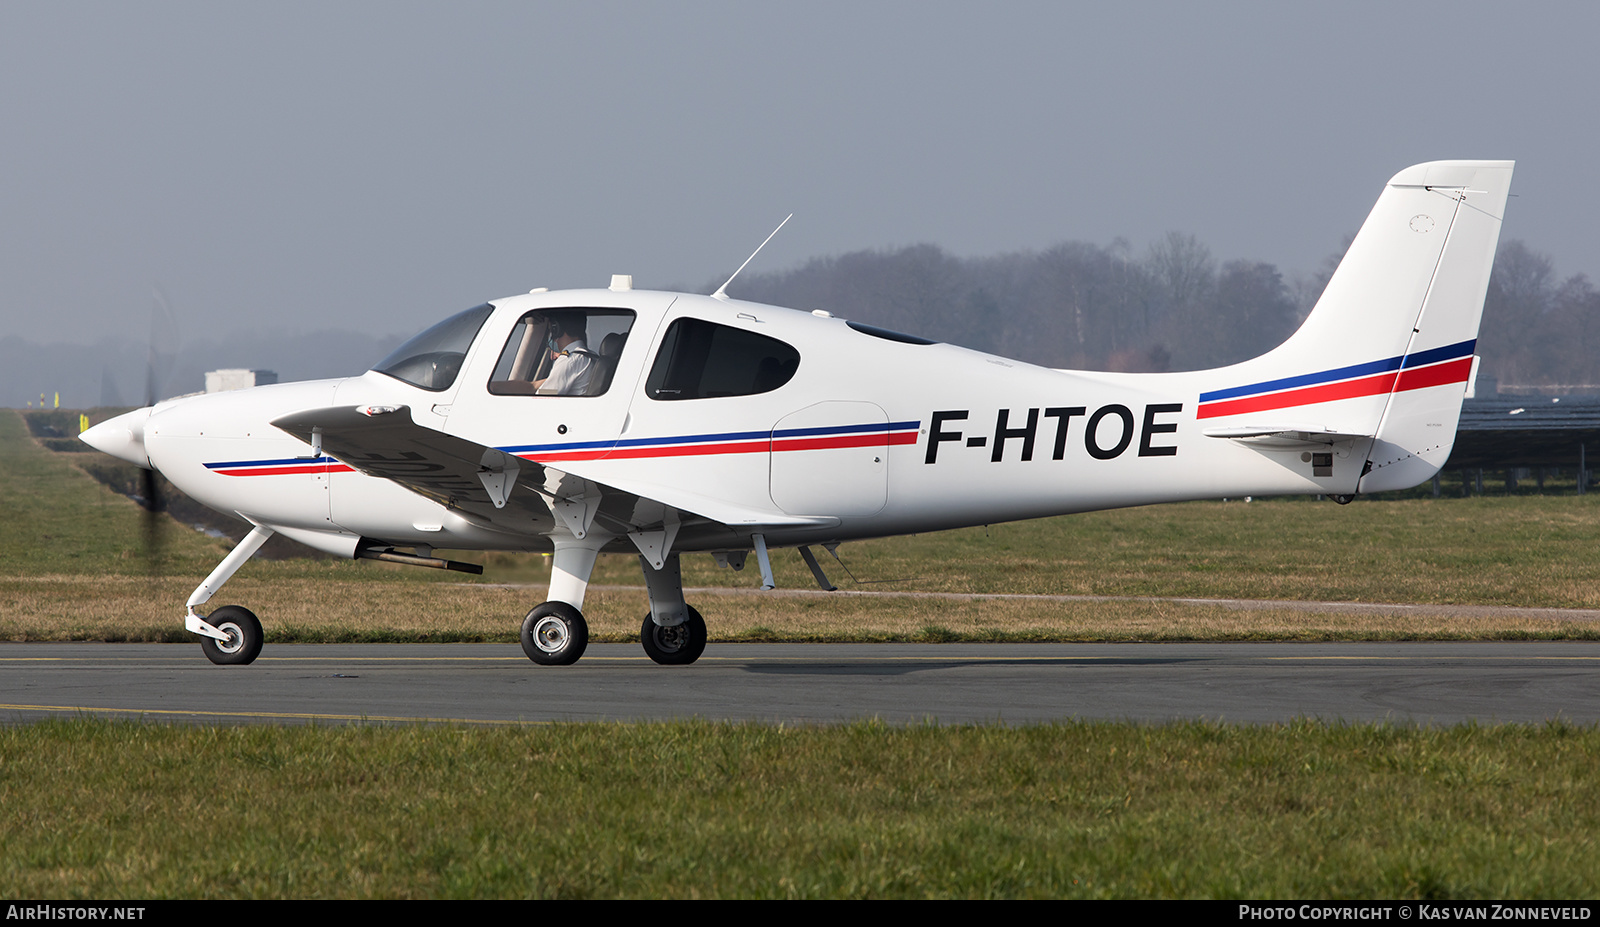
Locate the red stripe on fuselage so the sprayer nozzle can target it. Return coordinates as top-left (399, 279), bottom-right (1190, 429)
top-left (518, 430), bottom-right (918, 464)
top-left (526, 439), bottom-right (769, 463)
top-left (214, 429), bottom-right (920, 475)
top-left (772, 431), bottom-right (919, 453)
top-left (213, 464), bottom-right (355, 477)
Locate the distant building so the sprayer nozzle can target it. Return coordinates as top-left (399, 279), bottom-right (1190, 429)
top-left (204, 369), bottom-right (278, 393)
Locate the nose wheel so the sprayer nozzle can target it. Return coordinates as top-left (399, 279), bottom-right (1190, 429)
top-left (199, 605), bottom-right (264, 665)
top-left (641, 605), bottom-right (706, 665)
top-left (521, 602), bottom-right (589, 665)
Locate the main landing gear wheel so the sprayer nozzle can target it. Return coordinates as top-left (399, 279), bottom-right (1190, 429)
top-left (199, 605), bottom-right (263, 666)
top-left (521, 602), bottom-right (589, 666)
top-left (640, 605), bottom-right (706, 666)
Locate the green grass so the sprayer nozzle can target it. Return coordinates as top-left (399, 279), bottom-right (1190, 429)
top-left (1, 409), bottom-right (229, 577)
top-left (1, 718), bottom-right (1595, 899)
top-left (573, 492), bottom-right (1600, 608)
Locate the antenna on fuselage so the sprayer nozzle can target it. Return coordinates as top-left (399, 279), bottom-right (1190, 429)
top-left (711, 213), bottom-right (792, 300)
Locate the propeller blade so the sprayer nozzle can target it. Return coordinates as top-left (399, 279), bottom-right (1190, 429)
top-left (140, 467), bottom-right (165, 573)
top-left (146, 286), bottom-right (179, 407)
top-left (141, 286), bottom-right (180, 572)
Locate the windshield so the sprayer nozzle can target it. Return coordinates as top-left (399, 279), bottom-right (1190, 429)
top-left (373, 304), bottom-right (494, 391)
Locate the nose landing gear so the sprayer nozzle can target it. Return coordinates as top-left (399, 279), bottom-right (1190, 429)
top-left (187, 525), bottom-right (275, 666)
top-left (198, 605), bottom-right (264, 665)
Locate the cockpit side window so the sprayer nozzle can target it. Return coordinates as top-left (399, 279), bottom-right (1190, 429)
top-left (645, 318), bottom-right (800, 400)
top-left (488, 308), bottom-right (636, 397)
top-left (373, 303), bottom-right (494, 391)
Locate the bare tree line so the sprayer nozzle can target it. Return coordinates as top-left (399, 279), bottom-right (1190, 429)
top-left (728, 235), bottom-right (1594, 387)
top-left (1477, 242), bottom-right (1600, 388)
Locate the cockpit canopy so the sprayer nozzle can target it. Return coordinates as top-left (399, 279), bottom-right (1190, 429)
top-left (372, 304), bottom-right (493, 391)
top-left (375, 297), bottom-right (806, 401)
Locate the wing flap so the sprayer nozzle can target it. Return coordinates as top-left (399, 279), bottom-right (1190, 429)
top-left (528, 459), bottom-right (838, 529)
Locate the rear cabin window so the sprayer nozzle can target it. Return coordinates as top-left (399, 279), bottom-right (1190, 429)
top-left (645, 318), bottom-right (800, 400)
top-left (487, 308), bottom-right (636, 397)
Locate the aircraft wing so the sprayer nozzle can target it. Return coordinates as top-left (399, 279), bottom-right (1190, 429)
top-left (271, 405), bottom-right (833, 553)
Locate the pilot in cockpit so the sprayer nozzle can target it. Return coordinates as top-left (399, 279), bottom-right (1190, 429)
top-left (531, 311), bottom-right (597, 396)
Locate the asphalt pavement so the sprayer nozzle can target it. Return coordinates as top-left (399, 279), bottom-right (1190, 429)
top-left (3, 641), bottom-right (1597, 726)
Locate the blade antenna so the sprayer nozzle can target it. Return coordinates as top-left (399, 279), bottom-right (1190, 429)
top-left (712, 214), bottom-right (792, 300)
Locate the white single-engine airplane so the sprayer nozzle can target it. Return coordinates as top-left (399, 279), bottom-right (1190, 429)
top-left (83, 160), bottom-right (1513, 667)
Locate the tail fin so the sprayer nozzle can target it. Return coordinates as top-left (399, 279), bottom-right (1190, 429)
top-left (1195, 160), bottom-right (1513, 492)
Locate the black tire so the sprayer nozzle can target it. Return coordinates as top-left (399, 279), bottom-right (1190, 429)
top-left (521, 602), bottom-right (588, 665)
top-left (640, 605), bottom-right (706, 666)
top-left (199, 605), bottom-right (263, 666)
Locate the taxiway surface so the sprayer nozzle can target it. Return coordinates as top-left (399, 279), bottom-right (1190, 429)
top-left (2, 641), bottom-right (1597, 726)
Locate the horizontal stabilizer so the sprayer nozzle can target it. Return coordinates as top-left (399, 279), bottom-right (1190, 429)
top-left (1203, 424), bottom-right (1373, 449)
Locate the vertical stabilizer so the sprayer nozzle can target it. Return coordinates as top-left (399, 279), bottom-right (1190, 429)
top-left (1194, 161), bottom-right (1512, 493)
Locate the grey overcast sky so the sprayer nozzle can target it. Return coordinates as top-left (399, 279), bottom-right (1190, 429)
top-left (2, 1), bottom-right (1594, 347)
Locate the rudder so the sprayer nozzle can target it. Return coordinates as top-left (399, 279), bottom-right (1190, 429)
top-left (1356, 161), bottom-right (1514, 492)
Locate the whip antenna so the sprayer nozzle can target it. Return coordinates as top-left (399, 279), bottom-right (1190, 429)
top-left (712, 213), bottom-right (792, 300)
